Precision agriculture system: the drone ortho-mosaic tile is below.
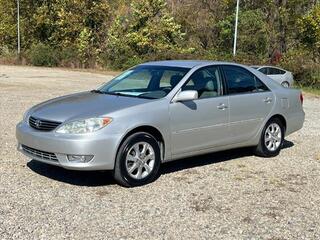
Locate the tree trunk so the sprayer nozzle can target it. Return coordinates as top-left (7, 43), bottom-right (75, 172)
top-left (277, 0), bottom-right (287, 53)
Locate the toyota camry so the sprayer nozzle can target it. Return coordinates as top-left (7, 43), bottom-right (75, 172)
top-left (16, 61), bottom-right (305, 187)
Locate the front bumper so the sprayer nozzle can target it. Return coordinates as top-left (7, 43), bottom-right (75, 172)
top-left (16, 121), bottom-right (121, 170)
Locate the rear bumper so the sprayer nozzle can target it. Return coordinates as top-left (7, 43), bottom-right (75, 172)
top-left (16, 121), bottom-right (121, 170)
top-left (285, 110), bottom-right (305, 136)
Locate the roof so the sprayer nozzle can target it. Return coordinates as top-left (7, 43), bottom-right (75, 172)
top-left (139, 60), bottom-right (240, 69)
top-left (251, 65), bottom-right (286, 71)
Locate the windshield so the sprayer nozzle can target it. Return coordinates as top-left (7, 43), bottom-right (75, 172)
top-left (97, 65), bottom-right (190, 99)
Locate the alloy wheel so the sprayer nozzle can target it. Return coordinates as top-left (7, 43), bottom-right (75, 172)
top-left (125, 142), bottom-right (155, 179)
top-left (264, 123), bottom-right (282, 152)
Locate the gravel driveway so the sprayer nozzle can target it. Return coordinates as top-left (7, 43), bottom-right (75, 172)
top-left (0, 65), bottom-right (319, 240)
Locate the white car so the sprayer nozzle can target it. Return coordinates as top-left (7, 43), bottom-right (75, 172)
top-left (251, 66), bottom-right (294, 88)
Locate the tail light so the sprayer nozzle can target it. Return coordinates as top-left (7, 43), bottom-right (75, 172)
top-left (300, 92), bottom-right (304, 105)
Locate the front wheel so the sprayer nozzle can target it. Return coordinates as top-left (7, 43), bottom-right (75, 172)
top-left (113, 132), bottom-right (161, 187)
top-left (255, 118), bottom-right (285, 157)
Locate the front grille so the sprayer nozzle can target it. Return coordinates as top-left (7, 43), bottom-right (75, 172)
top-left (21, 145), bottom-right (58, 162)
top-left (29, 116), bottom-right (61, 131)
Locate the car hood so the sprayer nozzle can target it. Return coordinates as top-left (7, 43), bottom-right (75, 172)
top-left (30, 91), bottom-right (151, 122)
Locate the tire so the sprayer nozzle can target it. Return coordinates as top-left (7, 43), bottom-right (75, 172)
top-left (281, 81), bottom-right (290, 88)
top-left (113, 132), bottom-right (161, 187)
top-left (255, 118), bottom-right (285, 157)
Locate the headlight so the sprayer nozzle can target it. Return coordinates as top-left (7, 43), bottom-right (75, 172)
top-left (56, 117), bottom-right (112, 134)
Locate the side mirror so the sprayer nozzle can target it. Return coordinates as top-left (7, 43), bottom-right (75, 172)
top-left (173, 90), bottom-right (198, 102)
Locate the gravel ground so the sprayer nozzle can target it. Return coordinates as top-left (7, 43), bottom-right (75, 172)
top-left (0, 65), bottom-right (319, 240)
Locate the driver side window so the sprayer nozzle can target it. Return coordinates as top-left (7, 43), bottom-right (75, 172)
top-left (181, 66), bottom-right (223, 99)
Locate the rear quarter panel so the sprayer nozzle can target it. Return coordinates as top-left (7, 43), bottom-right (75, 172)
top-left (246, 67), bottom-right (304, 138)
top-left (269, 87), bottom-right (305, 136)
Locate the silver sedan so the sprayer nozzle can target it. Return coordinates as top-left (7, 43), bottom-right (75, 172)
top-left (16, 61), bottom-right (305, 187)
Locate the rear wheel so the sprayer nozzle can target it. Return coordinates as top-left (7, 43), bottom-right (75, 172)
top-left (255, 118), bottom-right (285, 157)
top-left (113, 132), bottom-right (161, 187)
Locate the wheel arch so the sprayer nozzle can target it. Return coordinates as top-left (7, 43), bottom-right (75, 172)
top-left (268, 114), bottom-right (287, 132)
top-left (117, 125), bottom-right (165, 162)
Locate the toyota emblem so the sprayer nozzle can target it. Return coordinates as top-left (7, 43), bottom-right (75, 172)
top-left (35, 119), bottom-right (41, 128)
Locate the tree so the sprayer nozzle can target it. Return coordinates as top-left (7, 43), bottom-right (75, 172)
top-left (298, 4), bottom-right (320, 58)
top-left (169, 0), bottom-right (227, 51)
top-left (0, 0), bottom-right (318, 70)
top-left (107, 0), bottom-right (189, 68)
top-left (216, 9), bottom-right (269, 57)
top-left (0, 0), bottom-right (21, 51)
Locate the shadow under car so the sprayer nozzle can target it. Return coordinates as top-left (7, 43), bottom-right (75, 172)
top-left (27, 140), bottom-right (294, 186)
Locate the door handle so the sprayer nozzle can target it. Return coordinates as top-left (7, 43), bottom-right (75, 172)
top-left (217, 103), bottom-right (228, 110)
top-left (263, 97), bottom-right (272, 103)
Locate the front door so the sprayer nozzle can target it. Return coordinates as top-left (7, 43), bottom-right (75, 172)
top-left (169, 66), bottom-right (230, 156)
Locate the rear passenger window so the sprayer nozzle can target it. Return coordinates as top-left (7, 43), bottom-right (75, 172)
top-left (278, 69), bottom-right (286, 74)
top-left (222, 66), bottom-right (269, 94)
top-left (269, 67), bottom-right (285, 75)
top-left (259, 68), bottom-right (268, 74)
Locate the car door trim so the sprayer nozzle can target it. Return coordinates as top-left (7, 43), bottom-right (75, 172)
top-left (172, 122), bottom-right (229, 134)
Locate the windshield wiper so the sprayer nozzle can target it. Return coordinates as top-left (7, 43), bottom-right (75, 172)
top-left (92, 90), bottom-right (156, 99)
top-left (135, 95), bottom-right (157, 99)
top-left (105, 92), bottom-right (130, 97)
top-left (91, 89), bottom-right (105, 94)
top-left (92, 90), bottom-right (131, 97)
top-left (109, 92), bottom-right (157, 99)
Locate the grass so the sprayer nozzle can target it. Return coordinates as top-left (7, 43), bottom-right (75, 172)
top-left (300, 86), bottom-right (320, 96)
top-left (293, 83), bottom-right (320, 96)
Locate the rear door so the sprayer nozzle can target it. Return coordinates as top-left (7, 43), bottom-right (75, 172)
top-left (222, 65), bottom-right (274, 143)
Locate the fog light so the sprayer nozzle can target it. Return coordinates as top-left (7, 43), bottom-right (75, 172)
top-left (67, 155), bottom-right (93, 163)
